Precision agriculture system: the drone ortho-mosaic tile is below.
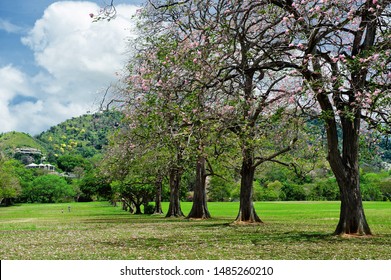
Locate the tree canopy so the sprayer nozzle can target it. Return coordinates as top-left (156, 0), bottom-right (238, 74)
top-left (106, 0), bottom-right (391, 233)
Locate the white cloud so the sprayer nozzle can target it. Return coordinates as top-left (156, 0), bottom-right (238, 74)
top-left (0, 65), bottom-right (31, 132)
top-left (0, 19), bottom-right (24, 33)
top-left (0, 1), bottom-right (138, 135)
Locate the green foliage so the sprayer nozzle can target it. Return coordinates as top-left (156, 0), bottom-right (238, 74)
top-left (36, 111), bottom-right (123, 159)
top-left (378, 180), bottom-right (391, 201)
top-left (112, 179), bottom-right (155, 214)
top-left (0, 160), bottom-right (22, 205)
top-left (208, 176), bottom-right (236, 202)
top-left (360, 172), bottom-right (391, 201)
top-left (56, 154), bottom-right (91, 172)
top-left (281, 184), bottom-right (307, 201)
top-left (308, 178), bottom-right (339, 201)
top-left (254, 180), bottom-right (284, 201)
top-left (78, 169), bottom-right (112, 201)
top-left (22, 175), bottom-right (75, 203)
top-left (361, 184), bottom-right (383, 201)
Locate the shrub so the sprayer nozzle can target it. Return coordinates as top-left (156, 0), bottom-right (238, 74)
top-left (254, 180), bottom-right (283, 201)
top-left (378, 180), bottom-right (391, 201)
top-left (308, 178), bottom-right (339, 201)
top-left (360, 184), bottom-right (383, 201)
top-left (143, 203), bottom-right (155, 214)
top-left (22, 175), bottom-right (75, 203)
top-left (281, 183), bottom-right (307, 201)
top-left (208, 176), bottom-right (235, 202)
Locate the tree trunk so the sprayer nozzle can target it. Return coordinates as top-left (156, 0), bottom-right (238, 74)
top-left (334, 171), bottom-right (371, 235)
top-left (187, 156), bottom-right (211, 219)
top-left (154, 175), bottom-right (164, 214)
top-left (166, 167), bottom-right (184, 217)
top-left (330, 115), bottom-right (371, 235)
top-left (318, 92), bottom-right (371, 235)
top-left (134, 203), bottom-right (142, 214)
top-left (235, 148), bottom-right (262, 224)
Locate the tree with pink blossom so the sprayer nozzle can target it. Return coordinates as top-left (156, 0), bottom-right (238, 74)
top-left (270, 0), bottom-right (391, 235)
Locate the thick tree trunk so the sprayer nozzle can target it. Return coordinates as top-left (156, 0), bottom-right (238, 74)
top-left (331, 116), bottom-right (371, 235)
top-left (166, 167), bottom-right (184, 217)
top-left (154, 175), bottom-right (164, 214)
top-left (318, 93), bottom-right (371, 235)
top-left (187, 156), bottom-right (211, 219)
top-left (334, 171), bottom-right (371, 235)
top-left (235, 148), bottom-right (262, 224)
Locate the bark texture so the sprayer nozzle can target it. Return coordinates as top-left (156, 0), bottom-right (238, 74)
top-left (187, 156), bottom-right (211, 219)
top-left (235, 148), bottom-right (262, 224)
top-left (154, 175), bottom-right (164, 214)
top-left (166, 167), bottom-right (184, 217)
top-left (318, 94), bottom-right (371, 235)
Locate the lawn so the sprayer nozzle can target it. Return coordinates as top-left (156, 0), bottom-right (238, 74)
top-left (0, 201), bottom-right (390, 260)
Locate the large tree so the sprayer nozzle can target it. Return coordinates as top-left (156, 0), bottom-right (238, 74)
top-left (269, 0), bottom-right (391, 235)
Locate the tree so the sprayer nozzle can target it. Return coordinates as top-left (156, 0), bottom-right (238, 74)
top-left (23, 175), bottom-right (75, 203)
top-left (57, 154), bottom-right (91, 173)
top-left (111, 179), bottom-right (155, 214)
top-left (101, 117), bottom-right (172, 214)
top-left (0, 159), bottom-right (21, 206)
top-left (270, 0), bottom-right (391, 234)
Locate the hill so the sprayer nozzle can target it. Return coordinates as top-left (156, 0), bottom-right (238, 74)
top-left (0, 131), bottom-right (47, 159)
top-left (36, 110), bottom-right (123, 160)
top-left (0, 110), bottom-right (123, 164)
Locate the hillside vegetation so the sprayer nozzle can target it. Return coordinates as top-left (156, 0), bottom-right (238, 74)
top-left (0, 132), bottom-right (47, 158)
top-left (36, 110), bottom-right (123, 159)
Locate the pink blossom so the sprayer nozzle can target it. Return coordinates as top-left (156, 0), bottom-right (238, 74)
top-left (371, 53), bottom-right (380, 60)
top-left (331, 57), bottom-right (339, 63)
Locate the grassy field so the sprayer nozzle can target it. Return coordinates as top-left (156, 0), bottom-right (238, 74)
top-left (0, 201), bottom-right (390, 260)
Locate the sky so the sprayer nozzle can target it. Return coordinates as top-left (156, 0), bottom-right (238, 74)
top-left (0, 0), bottom-right (145, 135)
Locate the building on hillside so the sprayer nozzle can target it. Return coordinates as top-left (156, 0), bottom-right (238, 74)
top-left (15, 148), bottom-right (42, 155)
top-left (14, 147), bottom-right (43, 165)
top-left (26, 163), bottom-right (55, 172)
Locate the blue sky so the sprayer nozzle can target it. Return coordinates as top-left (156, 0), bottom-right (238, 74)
top-left (0, 0), bottom-right (145, 135)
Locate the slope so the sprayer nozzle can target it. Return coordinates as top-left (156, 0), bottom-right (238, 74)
top-left (36, 110), bottom-right (123, 160)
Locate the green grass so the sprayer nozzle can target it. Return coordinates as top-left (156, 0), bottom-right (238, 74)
top-left (0, 201), bottom-right (390, 260)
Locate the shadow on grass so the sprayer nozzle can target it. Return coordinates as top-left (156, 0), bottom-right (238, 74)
top-left (249, 232), bottom-right (334, 246)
